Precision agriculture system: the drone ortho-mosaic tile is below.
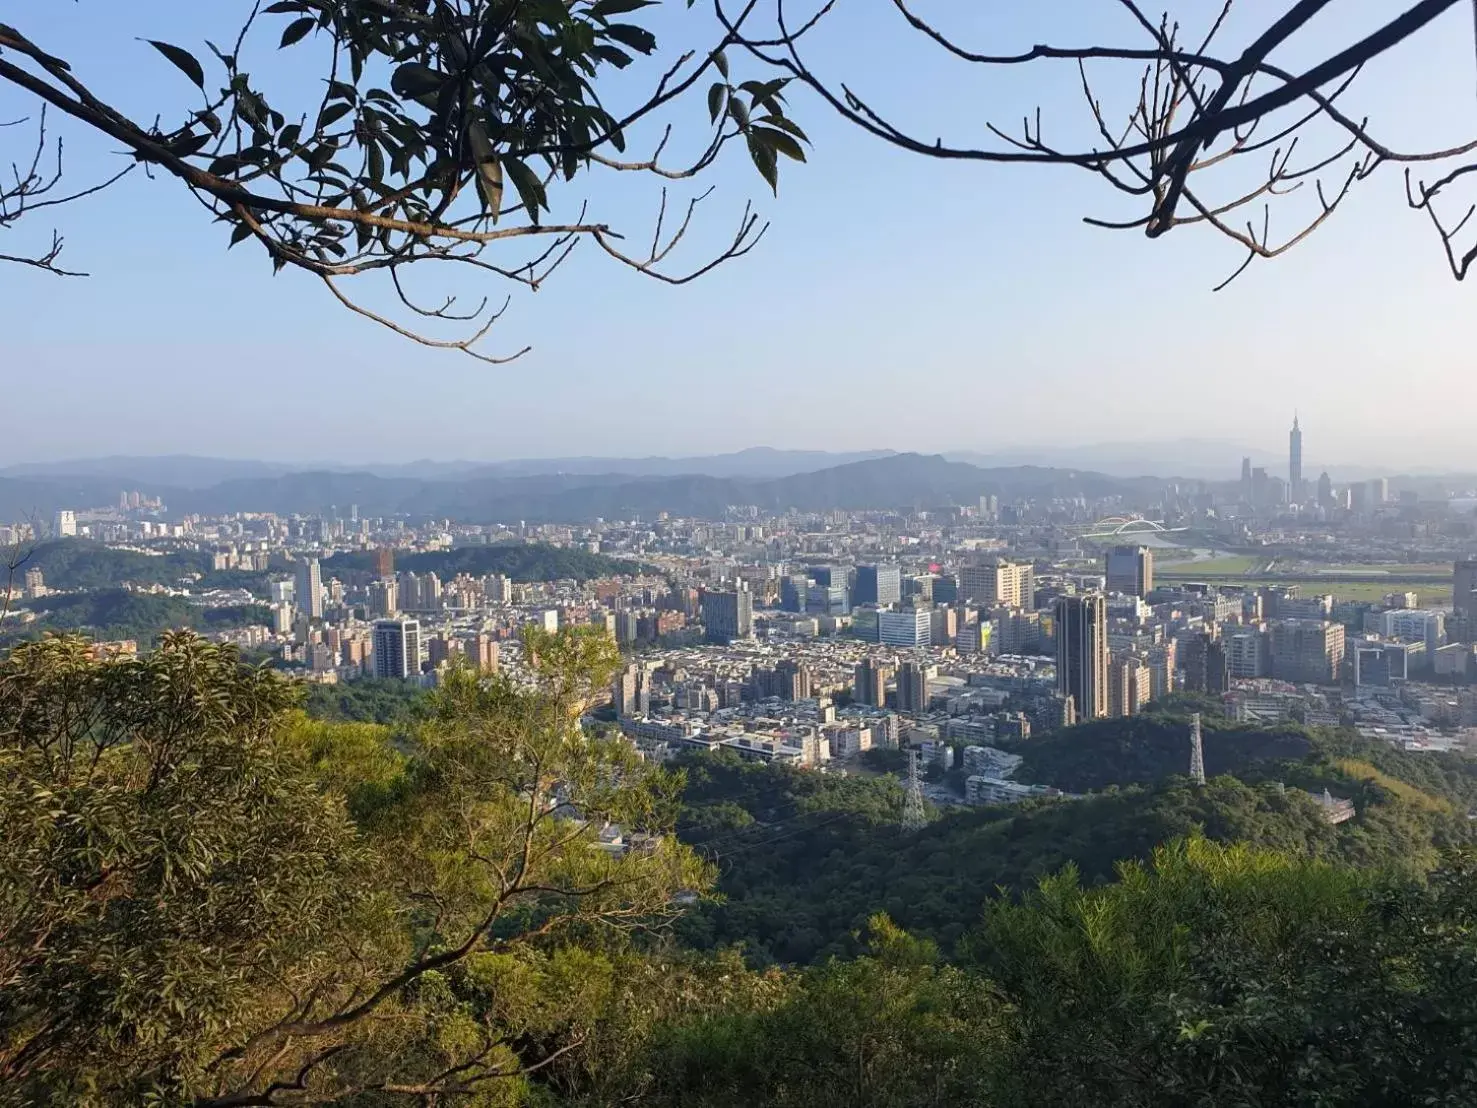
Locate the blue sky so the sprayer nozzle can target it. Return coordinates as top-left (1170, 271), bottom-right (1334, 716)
top-left (4, 0), bottom-right (1476, 468)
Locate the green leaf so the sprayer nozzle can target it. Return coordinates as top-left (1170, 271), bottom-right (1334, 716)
top-left (760, 113), bottom-right (808, 142)
top-left (592, 0), bottom-right (657, 16)
top-left (168, 131), bottom-right (213, 158)
top-left (747, 135), bottom-right (778, 194)
top-left (591, 45), bottom-right (632, 68)
top-left (365, 139), bottom-right (384, 184)
top-left (278, 18), bottom-right (315, 48)
top-left (391, 62), bottom-right (443, 98)
top-left (707, 82), bottom-right (727, 125)
top-left (727, 97), bottom-right (750, 129)
top-left (602, 24), bottom-right (656, 54)
top-left (503, 157), bottom-right (547, 224)
top-left (317, 102), bottom-right (354, 129)
top-left (468, 122), bottom-right (503, 222)
top-left (753, 126), bottom-right (806, 162)
top-left (146, 41), bottom-right (205, 89)
top-left (228, 221), bottom-right (253, 247)
top-left (712, 48), bottom-right (729, 78)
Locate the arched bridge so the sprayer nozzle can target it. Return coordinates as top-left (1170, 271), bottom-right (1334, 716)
top-left (1079, 516), bottom-right (1189, 539)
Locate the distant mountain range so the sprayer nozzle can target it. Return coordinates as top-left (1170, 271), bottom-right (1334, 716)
top-left (3, 448), bottom-right (1473, 524)
top-left (0, 448), bottom-right (898, 489)
top-left (0, 454), bottom-right (1164, 523)
top-left (8, 442), bottom-right (1464, 489)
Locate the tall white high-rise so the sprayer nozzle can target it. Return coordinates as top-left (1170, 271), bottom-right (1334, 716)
top-left (372, 619), bottom-right (421, 679)
top-left (52, 510), bottom-right (77, 538)
top-left (296, 558), bottom-right (324, 621)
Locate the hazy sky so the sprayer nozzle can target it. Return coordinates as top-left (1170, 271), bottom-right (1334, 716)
top-left (4, 1), bottom-right (1476, 468)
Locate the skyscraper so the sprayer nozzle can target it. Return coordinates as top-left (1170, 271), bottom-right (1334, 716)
top-left (372, 618), bottom-right (421, 679)
top-left (700, 585), bottom-right (753, 644)
top-left (853, 657), bottom-right (894, 707)
top-left (853, 564), bottom-right (902, 607)
top-left (1455, 558), bottom-right (1477, 619)
top-left (1104, 545), bottom-right (1154, 597)
top-left (1288, 413), bottom-right (1303, 502)
top-left (296, 557), bottom-right (323, 621)
top-left (1055, 594), bottom-right (1108, 720)
top-left (959, 558), bottom-right (1033, 609)
top-left (896, 660), bottom-right (929, 714)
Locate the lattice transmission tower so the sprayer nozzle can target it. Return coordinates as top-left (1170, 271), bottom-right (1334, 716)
top-left (901, 748), bottom-right (928, 831)
top-left (1189, 712), bottom-right (1206, 786)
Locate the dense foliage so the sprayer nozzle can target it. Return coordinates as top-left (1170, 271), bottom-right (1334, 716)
top-left (10, 540), bottom-right (273, 598)
top-left (639, 839), bottom-right (1477, 1108)
top-left (12, 589), bottom-right (269, 643)
top-left (303, 676), bottom-right (433, 725)
top-left (325, 543), bottom-right (638, 582)
top-left (0, 630), bottom-right (705, 1105)
top-left (9, 639), bottom-right (1477, 1105)
top-left (1014, 710), bottom-right (1477, 813)
top-left (20, 539), bottom-right (213, 589)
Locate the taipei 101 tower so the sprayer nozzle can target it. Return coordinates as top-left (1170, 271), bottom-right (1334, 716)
top-left (1289, 414), bottom-right (1303, 503)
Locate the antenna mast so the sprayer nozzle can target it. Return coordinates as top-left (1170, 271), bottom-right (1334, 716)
top-left (902, 748), bottom-right (928, 831)
top-left (1189, 712), bottom-right (1206, 786)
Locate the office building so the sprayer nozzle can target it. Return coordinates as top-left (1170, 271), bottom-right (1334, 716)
top-left (367, 577), bottom-right (398, 618)
top-left (879, 608), bottom-right (932, 648)
top-left (22, 567), bottom-right (45, 600)
top-left (1317, 471), bottom-right (1333, 508)
top-left (372, 618), bottom-right (421, 679)
top-left (612, 664), bottom-right (650, 717)
top-left (1378, 608), bottom-right (1446, 657)
top-left (1205, 640), bottom-right (1229, 694)
top-left (1226, 627), bottom-right (1268, 678)
top-left (806, 565), bottom-right (839, 589)
top-left (805, 583), bottom-right (849, 616)
top-left (780, 573), bottom-right (810, 612)
top-left (959, 558), bottom-right (1034, 609)
top-left (1288, 413), bottom-right (1303, 502)
top-left (1108, 655), bottom-right (1150, 718)
top-left (897, 661), bottom-right (930, 714)
top-left (701, 585), bottom-right (753, 644)
top-left (296, 557), bottom-right (324, 621)
top-left (373, 547), bottom-right (395, 577)
top-left (1055, 594), bottom-right (1108, 719)
top-left (853, 564), bottom-right (902, 607)
top-left (1455, 559), bottom-right (1477, 621)
top-left (931, 574), bottom-right (959, 605)
top-left (472, 634), bottom-right (499, 673)
top-left (1104, 545), bottom-right (1154, 597)
top-left (853, 658), bottom-right (894, 707)
top-left (1269, 619), bottom-right (1345, 684)
top-left (51, 510), bottom-right (76, 539)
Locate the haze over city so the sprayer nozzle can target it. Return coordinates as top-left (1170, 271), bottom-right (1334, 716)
top-left (10, 2), bottom-right (1477, 1104)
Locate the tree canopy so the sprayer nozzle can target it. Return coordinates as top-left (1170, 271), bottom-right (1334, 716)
top-left (7, 632), bottom-right (1477, 1104)
top-left (0, 0), bottom-right (807, 360)
top-left (6, 0), bottom-right (1475, 349)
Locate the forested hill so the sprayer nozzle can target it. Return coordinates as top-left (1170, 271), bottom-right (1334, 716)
top-left (674, 710), bottom-right (1477, 965)
top-left (21, 539), bottom-right (212, 589)
top-left (323, 543), bottom-right (639, 582)
top-left (1011, 707), bottom-right (1477, 811)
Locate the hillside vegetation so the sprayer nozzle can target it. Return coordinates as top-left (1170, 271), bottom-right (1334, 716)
top-left (10, 635), bottom-right (1477, 1105)
top-left (11, 590), bottom-right (268, 644)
